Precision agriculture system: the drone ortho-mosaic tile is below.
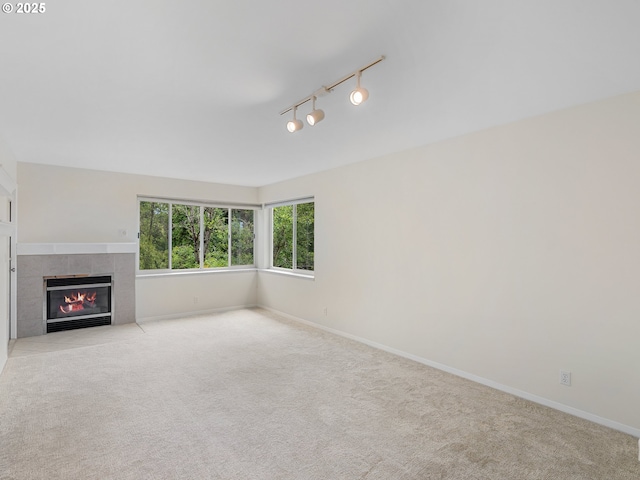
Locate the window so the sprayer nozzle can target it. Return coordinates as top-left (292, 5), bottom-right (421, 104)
top-left (139, 201), bottom-right (169, 270)
top-left (139, 199), bottom-right (255, 271)
top-left (272, 200), bottom-right (314, 272)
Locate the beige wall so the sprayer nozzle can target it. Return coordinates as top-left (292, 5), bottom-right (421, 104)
top-left (136, 271), bottom-right (257, 321)
top-left (258, 91), bottom-right (640, 435)
top-left (17, 163), bottom-right (258, 243)
top-left (17, 164), bottom-right (259, 320)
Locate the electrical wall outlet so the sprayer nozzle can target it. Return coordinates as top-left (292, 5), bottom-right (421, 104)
top-left (560, 370), bottom-right (571, 386)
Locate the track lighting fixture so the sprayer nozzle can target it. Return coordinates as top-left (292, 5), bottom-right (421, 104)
top-left (286, 106), bottom-right (303, 133)
top-left (306, 96), bottom-right (325, 126)
top-left (280, 55), bottom-right (385, 133)
top-left (349, 71), bottom-right (369, 106)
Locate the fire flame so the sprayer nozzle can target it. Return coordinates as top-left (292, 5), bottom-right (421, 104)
top-left (59, 291), bottom-right (97, 314)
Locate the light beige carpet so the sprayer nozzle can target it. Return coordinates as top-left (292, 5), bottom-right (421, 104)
top-left (1, 308), bottom-right (638, 479)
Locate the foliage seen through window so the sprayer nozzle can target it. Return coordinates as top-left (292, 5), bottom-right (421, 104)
top-left (139, 201), bottom-right (254, 270)
top-left (272, 202), bottom-right (314, 271)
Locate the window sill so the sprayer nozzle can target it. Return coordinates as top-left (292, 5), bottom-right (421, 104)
top-left (258, 268), bottom-right (315, 280)
top-left (137, 267), bottom-right (257, 279)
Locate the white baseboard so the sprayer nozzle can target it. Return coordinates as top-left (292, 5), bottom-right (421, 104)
top-left (137, 304), bottom-right (257, 324)
top-left (261, 306), bottom-right (640, 440)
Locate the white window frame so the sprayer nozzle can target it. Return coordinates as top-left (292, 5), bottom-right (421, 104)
top-left (268, 197), bottom-right (314, 275)
top-left (137, 196), bottom-right (259, 275)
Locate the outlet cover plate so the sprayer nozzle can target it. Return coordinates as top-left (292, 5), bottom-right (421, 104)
top-left (560, 370), bottom-right (571, 386)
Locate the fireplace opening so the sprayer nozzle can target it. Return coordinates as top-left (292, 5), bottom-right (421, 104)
top-left (45, 275), bottom-right (112, 333)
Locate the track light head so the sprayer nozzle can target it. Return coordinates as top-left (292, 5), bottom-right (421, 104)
top-left (306, 96), bottom-right (325, 126)
top-left (349, 87), bottom-right (369, 106)
top-left (286, 107), bottom-right (303, 133)
top-left (307, 109), bottom-right (324, 126)
top-left (349, 71), bottom-right (369, 106)
top-left (287, 119), bottom-right (303, 133)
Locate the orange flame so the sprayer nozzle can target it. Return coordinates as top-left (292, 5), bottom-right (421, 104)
top-left (59, 291), bottom-right (97, 314)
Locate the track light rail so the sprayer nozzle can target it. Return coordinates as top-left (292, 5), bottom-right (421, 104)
top-left (279, 55), bottom-right (385, 116)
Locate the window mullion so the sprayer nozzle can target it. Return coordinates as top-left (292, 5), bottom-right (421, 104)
top-left (270, 208), bottom-right (274, 268)
top-left (199, 206), bottom-right (204, 269)
top-left (292, 204), bottom-right (297, 270)
top-left (168, 203), bottom-right (173, 270)
top-left (227, 208), bottom-right (232, 267)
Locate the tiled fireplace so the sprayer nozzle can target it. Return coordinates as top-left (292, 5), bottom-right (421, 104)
top-left (17, 244), bottom-right (136, 337)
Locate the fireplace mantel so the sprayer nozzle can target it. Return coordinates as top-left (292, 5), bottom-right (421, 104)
top-left (17, 243), bottom-right (137, 256)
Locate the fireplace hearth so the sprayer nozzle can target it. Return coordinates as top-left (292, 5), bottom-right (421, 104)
top-left (45, 275), bottom-right (113, 333)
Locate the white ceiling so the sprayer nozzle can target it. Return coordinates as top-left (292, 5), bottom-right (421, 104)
top-left (1, 0), bottom-right (640, 187)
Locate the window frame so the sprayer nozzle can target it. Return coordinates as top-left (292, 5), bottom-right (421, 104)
top-left (137, 196), bottom-right (258, 275)
top-left (268, 197), bottom-right (315, 275)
